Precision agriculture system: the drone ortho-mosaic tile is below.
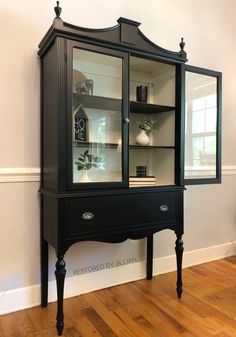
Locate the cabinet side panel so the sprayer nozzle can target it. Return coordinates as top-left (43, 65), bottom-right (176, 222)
top-left (43, 195), bottom-right (58, 250)
top-left (42, 43), bottom-right (58, 190)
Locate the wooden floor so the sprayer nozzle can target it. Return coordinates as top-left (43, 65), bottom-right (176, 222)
top-left (1, 257), bottom-right (236, 337)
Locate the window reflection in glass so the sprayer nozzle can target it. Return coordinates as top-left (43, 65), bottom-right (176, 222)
top-left (185, 72), bottom-right (217, 179)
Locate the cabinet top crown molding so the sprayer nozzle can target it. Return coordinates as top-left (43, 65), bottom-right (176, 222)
top-left (38, 2), bottom-right (187, 62)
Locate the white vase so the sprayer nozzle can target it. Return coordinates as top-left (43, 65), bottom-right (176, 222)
top-left (136, 130), bottom-right (150, 146)
top-left (80, 170), bottom-right (91, 182)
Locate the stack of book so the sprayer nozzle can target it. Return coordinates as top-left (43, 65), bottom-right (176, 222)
top-left (129, 176), bottom-right (156, 186)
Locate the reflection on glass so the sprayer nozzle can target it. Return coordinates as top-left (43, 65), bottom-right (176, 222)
top-left (73, 48), bottom-right (122, 99)
top-left (185, 72), bottom-right (217, 179)
top-left (72, 48), bottom-right (123, 183)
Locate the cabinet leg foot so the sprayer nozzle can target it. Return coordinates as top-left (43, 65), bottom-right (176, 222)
top-left (175, 234), bottom-right (184, 298)
top-left (146, 235), bottom-right (153, 280)
top-left (55, 253), bottom-right (66, 336)
top-left (57, 322), bottom-right (64, 336)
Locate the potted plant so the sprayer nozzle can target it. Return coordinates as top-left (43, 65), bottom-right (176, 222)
top-left (136, 119), bottom-right (157, 145)
top-left (75, 149), bottom-right (103, 182)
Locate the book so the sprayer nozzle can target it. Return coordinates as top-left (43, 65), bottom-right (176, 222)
top-left (130, 181), bottom-right (156, 186)
top-left (129, 176), bottom-right (155, 178)
top-left (129, 176), bottom-right (156, 182)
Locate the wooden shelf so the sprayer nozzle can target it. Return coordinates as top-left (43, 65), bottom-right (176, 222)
top-left (130, 145), bottom-right (175, 149)
top-left (129, 182), bottom-right (175, 188)
top-left (73, 142), bottom-right (118, 148)
top-left (130, 101), bottom-right (175, 114)
top-left (73, 142), bottom-right (175, 149)
top-left (73, 94), bottom-right (121, 111)
top-left (73, 94), bottom-right (175, 114)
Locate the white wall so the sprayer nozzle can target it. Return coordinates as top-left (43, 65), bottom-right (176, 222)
top-left (1, 0), bottom-right (236, 313)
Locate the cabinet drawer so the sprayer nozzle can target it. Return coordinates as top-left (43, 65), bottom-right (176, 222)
top-left (65, 191), bottom-right (179, 237)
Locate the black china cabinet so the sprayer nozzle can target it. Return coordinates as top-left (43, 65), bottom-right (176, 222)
top-left (39, 2), bottom-right (222, 335)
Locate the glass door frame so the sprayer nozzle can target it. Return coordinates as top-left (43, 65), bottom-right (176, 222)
top-left (66, 40), bottom-right (129, 190)
top-left (180, 64), bottom-right (222, 185)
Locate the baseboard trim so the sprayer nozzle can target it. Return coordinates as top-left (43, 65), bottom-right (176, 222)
top-left (1, 241), bottom-right (236, 315)
top-left (0, 166), bottom-right (236, 183)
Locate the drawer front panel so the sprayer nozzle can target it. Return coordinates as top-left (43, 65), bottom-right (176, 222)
top-left (65, 191), bottom-right (179, 237)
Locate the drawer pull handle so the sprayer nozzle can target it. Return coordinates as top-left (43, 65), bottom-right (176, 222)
top-left (160, 205), bottom-right (169, 212)
top-left (82, 212), bottom-right (94, 220)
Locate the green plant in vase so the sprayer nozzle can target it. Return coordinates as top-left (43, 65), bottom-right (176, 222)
top-left (75, 149), bottom-right (103, 171)
top-left (136, 119), bottom-right (156, 132)
top-left (136, 119), bottom-right (157, 146)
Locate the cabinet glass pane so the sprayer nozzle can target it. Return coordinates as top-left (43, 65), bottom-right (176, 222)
top-left (72, 48), bottom-right (123, 183)
top-left (73, 48), bottom-right (122, 99)
top-left (185, 72), bottom-right (217, 179)
top-left (129, 56), bottom-right (176, 187)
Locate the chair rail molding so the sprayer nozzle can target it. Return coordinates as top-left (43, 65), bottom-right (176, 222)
top-left (0, 168), bottom-right (40, 183)
top-left (0, 166), bottom-right (235, 183)
top-left (222, 166), bottom-right (236, 175)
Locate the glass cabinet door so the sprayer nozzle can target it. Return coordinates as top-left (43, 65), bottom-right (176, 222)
top-left (67, 42), bottom-right (128, 188)
top-left (182, 65), bottom-right (222, 184)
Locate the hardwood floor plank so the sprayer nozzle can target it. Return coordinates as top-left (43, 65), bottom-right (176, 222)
top-left (83, 307), bottom-right (118, 337)
top-left (108, 285), bottom-right (144, 319)
top-left (0, 315), bottom-right (18, 337)
top-left (13, 309), bottom-right (39, 337)
top-left (132, 284), bottom-right (215, 337)
top-left (128, 283), bottom-right (188, 336)
top-left (224, 256), bottom-right (236, 265)
top-left (27, 306), bottom-right (55, 337)
top-left (133, 315), bottom-right (167, 337)
top-left (71, 315), bottom-right (102, 337)
top-left (113, 308), bottom-right (151, 337)
top-left (203, 287), bottom-right (236, 319)
top-left (133, 277), bottom-right (236, 337)
top-left (84, 292), bottom-right (126, 332)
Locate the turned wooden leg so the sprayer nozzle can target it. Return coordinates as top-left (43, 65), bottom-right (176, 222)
top-left (175, 234), bottom-right (184, 298)
top-left (55, 253), bottom-right (66, 336)
top-left (41, 238), bottom-right (48, 307)
top-left (146, 234), bottom-right (153, 280)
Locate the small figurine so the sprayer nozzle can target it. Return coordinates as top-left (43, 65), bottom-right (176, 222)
top-left (76, 79), bottom-right (94, 95)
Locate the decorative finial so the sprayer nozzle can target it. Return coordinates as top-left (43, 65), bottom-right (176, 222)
top-left (179, 37), bottom-right (185, 51)
top-left (54, 1), bottom-right (62, 18)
